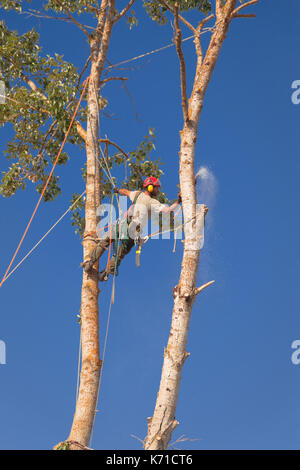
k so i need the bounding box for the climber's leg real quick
[99,239,135,282]
[81,236,110,273]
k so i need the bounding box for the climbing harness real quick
[99,190,143,280]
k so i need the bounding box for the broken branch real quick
[193,280,215,297]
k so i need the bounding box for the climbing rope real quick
[0,77,90,290]
[89,190,118,447]
[76,326,82,405]
[1,191,86,286]
[104,25,216,71]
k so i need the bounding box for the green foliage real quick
[108,129,168,203]
[71,192,86,237]
[45,0,99,16]
[0,4,171,238]
[143,0,212,25]
[126,10,139,29]
[0,20,85,200]
[0,0,23,12]
[56,441,70,450]
[0,0,98,15]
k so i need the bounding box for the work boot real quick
[98,256,117,282]
[80,259,94,273]
[99,270,109,282]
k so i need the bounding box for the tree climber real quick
[81,176,182,282]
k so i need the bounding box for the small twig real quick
[174,3,188,123]
[169,434,202,449]
[113,0,136,24]
[231,0,259,17]
[193,280,215,297]
[120,80,139,120]
[130,434,145,446]
[21,9,96,30]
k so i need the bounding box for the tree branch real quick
[100,76,128,85]
[194,14,215,65]
[233,13,256,18]
[231,0,259,17]
[99,138,129,158]
[86,2,100,14]
[174,3,188,122]
[157,0,196,34]
[216,0,223,18]
[199,13,215,28]
[66,10,91,39]
[113,0,136,24]
[193,280,215,297]
[2,53,48,100]
[99,138,144,181]
[76,122,87,141]
[76,56,91,92]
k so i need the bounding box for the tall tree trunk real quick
[144,0,244,450]
[66,0,115,449]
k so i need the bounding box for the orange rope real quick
[106,234,113,272]
[0,76,90,289]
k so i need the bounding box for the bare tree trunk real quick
[144,0,257,450]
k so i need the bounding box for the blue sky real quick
[1,0,300,450]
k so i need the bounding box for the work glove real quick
[177,192,182,204]
[113,187,120,194]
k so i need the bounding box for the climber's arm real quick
[159,192,182,214]
[114,188,131,198]
[160,200,180,214]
